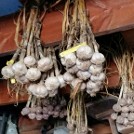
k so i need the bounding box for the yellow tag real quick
[6,59,14,66]
[59,42,87,57]
[10,78,16,84]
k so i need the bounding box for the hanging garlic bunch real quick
[21,95,67,120]
[60,0,106,98]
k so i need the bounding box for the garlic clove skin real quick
[118,98,127,106]
[77,70,91,81]
[111,113,118,120]
[76,59,91,71]
[86,80,99,90]
[80,83,86,91]
[24,56,36,67]
[116,116,124,124]
[76,45,93,60]
[121,106,129,113]
[67,65,79,74]
[60,57,66,66]
[63,72,74,84]
[64,53,76,68]
[45,77,60,91]
[26,68,41,81]
[1,66,14,79]
[89,64,103,75]
[37,57,53,72]
[91,52,105,65]
[12,61,27,76]
[57,75,66,88]
[113,104,122,113]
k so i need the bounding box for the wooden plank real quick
[0,81,28,105]
[1,0,134,54]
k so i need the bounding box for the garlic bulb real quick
[77,70,91,80]
[37,57,53,72]
[60,57,66,66]
[26,68,41,81]
[64,53,76,67]
[128,113,134,121]
[127,98,133,105]
[35,82,48,98]
[76,45,93,60]
[67,65,79,74]
[1,66,14,79]
[45,77,60,90]
[121,106,129,113]
[24,56,36,67]
[91,52,105,65]
[118,98,127,106]
[121,112,128,118]
[15,75,29,84]
[123,118,129,126]
[89,64,103,75]
[57,75,66,88]
[111,113,118,120]
[116,116,124,124]
[113,104,121,112]
[27,84,37,93]
[80,83,86,91]
[12,61,27,76]
[86,80,98,89]
[76,59,91,71]
[90,72,105,82]
[63,72,74,84]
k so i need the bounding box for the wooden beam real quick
[1,0,134,54]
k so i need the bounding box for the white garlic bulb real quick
[86,89,96,97]
[63,72,74,84]
[24,56,36,67]
[64,53,76,68]
[67,65,79,74]
[27,84,37,94]
[35,82,48,98]
[12,61,27,76]
[86,80,99,89]
[90,72,105,82]
[91,52,105,65]
[89,64,103,75]
[57,75,66,88]
[60,57,66,66]
[1,66,14,79]
[80,83,86,91]
[37,57,53,72]
[45,77,60,91]
[76,45,93,60]
[15,75,29,84]
[77,71,91,80]
[26,68,41,81]
[76,59,91,71]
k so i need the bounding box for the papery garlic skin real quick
[49,89,58,97]
[90,72,105,82]
[63,72,74,84]
[15,75,29,84]
[76,45,93,60]
[45,77,60,91]
[67,65,79,74]
[37,57,53,72]
[57,75,66,88]
[89,64,103,75]
[76,59,91,71]
[71,78,82,88]
[77,71,91,81]
[12,61,27,76]
[86,80,99,90]
[1,66,14,79]
[64,53,76,68]
[35,83,48,98]
[26,68,41,81]
[24,56,36,67]
[91,52,105,65]
[27,84,37,94]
